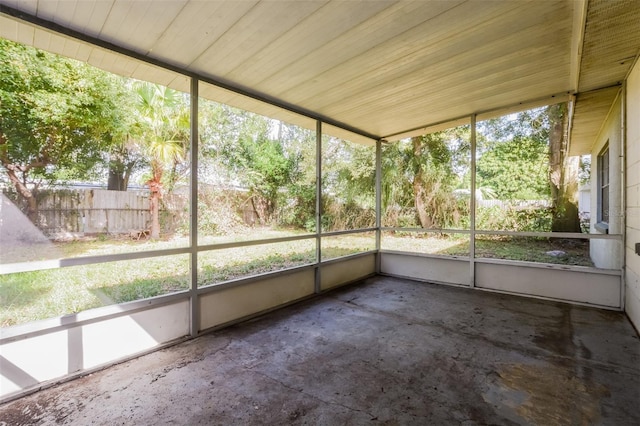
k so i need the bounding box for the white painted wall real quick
[475,261,621,308]
[578,185,591,215]
[590,93,623,269]
[379,252,621,308]
[380,252,469,286]
[198,255,376,332]
[0,300,190,400]
[320,254,376,291]
[199,269,315,330]
[625,59,640,332]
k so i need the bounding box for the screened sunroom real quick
[1,1,639,423]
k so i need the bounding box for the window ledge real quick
[594,222,609,234]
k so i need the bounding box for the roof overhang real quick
[0,1,638,147]
[569,86,621,156]
[568,0,640,155]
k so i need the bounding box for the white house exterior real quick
[624,59,640,331]
[589,93,622,269]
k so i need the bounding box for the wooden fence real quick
[4,187,260,238]
[34,189,153,236]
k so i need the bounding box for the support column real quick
[189,78,200,336]
[375,139,382,273]
[470,114,477,288]
[315,120,322,293]
[621,82,627,310]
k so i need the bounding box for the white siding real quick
[590,94,623,269]
[625,59,640,331]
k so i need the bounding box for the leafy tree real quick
[381,142,413,215]
[476,109,550,200]
[476,137,549,200]
[199,103,270,183]
[476,105,580,232]
[578,155,591,186]
[134,82,189,238]
[322,137,374,201]
[276,123,316,229]
[0,38,128,222]
[105,88,144,192]
[106,137,144,191]
[382,128,469,229]
[200,104,296,225]
[321,137,376,231]
[244,136,294,222]
[410,132,466,228]
[547,103,580,232]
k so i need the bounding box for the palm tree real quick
[134,82,189,239]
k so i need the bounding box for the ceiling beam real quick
[382,92,571,142]
[569,0,588,93]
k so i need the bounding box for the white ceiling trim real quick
[570,0,588,93]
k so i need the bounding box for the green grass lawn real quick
[0,230,374,327]
[382,234,594,266]
[0,255,192,327]
[1,230,594,328]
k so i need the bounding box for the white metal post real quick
[315,120,322,293]
[621,82,627,311]
[375,139,382,273]
[189,77,200,337]
[470,114,477,288]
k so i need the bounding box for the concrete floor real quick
[1,276,639,425]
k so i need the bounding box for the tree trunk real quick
[123,162,134,189]
[149,190,161,239]
[107,166,127,191]
[107,160,136,191]
[412,136,434,228]
[251,195,269,225]
[107,142,138,191]
[1,164,38,223]
[147,163,163,239]
[548,104,581,232]
[413,177,433,229]
[1,132,42,223]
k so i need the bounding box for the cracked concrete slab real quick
[1,276,639,425]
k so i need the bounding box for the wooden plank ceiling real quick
[0,0,638,149]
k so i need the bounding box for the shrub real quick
[322,198,375,231]
[475,205,552,232]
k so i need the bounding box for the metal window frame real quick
[381,226,622,240]
[189,78,200,336]
[597,143,611,227]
